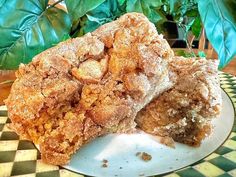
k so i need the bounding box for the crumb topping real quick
[5,12,173,165]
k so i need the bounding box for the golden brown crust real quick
[5,12,173,165]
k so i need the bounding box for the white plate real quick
[61,89,234,177]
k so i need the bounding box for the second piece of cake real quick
[136,57,222,146]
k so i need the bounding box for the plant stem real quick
[179,23,196,57]
[0,80,14,85]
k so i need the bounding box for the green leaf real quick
[169,0,188,16]
[65,0,105,24]
[118,0,126,6]
[186,9,198,17]
[126,0,143,13]
[167,0,198,23]
[169,0,180,14]
[198,0,236,69]
[185,19,195,33]
[0,0,71,70]
[191,16,202,38]
[175,49,195,57]
[80,0,126,34]
[197,51,206,57]
[0,0,6,7]
[126,0,163,23]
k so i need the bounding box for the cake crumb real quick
[101,159,108,168]
[136,152,152,162]
[141,152,152,161]
[136,152,141,156]
[102,163,108,168]
[160,136,175,148]
[103,159,108,163]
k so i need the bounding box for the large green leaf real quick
[78,0,126,34]
[198,0,236,69]
[0,0,71,70]
[0,0,6,7]
[126,0,163,23]
[65,0,105,24]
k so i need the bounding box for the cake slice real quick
[5,13,174,165]
[136,57,222,146]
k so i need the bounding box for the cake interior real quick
[136,57,222,146]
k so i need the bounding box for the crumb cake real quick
[136,57,222,146]
[5,13,174,165]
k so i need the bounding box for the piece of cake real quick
[136,57,222,146]
[5,13,174,165]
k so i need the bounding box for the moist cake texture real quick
[136,57,221,146]
[5,13,173,165]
